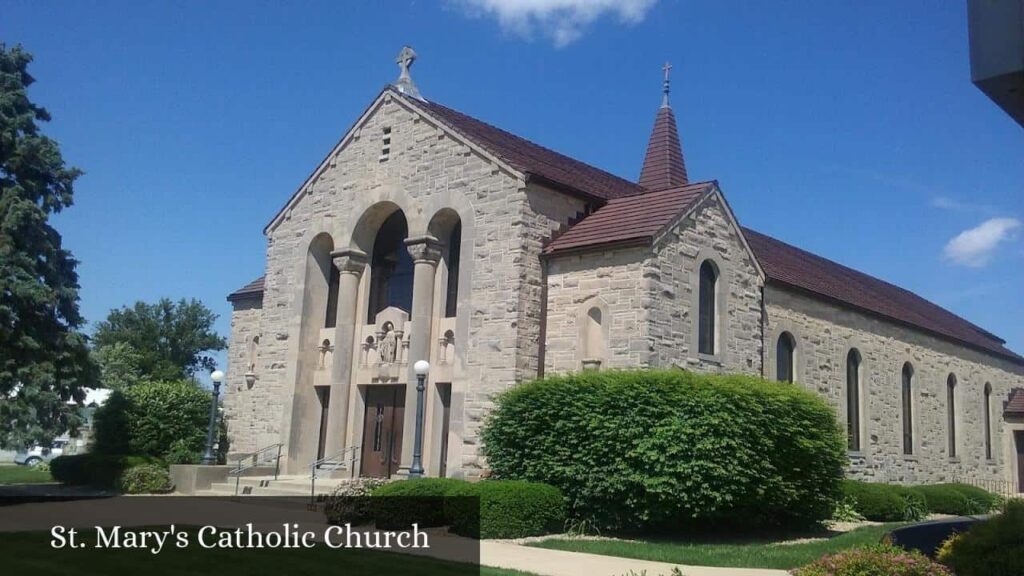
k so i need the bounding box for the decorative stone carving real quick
[330,248,369,276]
[379,322,398,364]
[404,235,443,265]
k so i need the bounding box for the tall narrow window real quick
[776,332,796,383]
[698,260,718,355]
[847,349,862,452]
[947,373,958,458]
[368,211,414,323]
[984,382,993,460]
[444,221,461,318]
[902,363,914,455]
[324,264,340,329]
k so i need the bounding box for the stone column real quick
[400,235,443,471]
[321,248,368,460]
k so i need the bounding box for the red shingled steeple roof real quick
[638,104,688,191]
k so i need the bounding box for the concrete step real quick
[208,475,353,497]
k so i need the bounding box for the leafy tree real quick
[0,44,95,448]
[93,298,226,381]
[93,342,144,390]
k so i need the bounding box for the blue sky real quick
[4,0,1023,374]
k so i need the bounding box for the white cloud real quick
[454,0,659,47]
[930,195,994,215]
[943,217,1021,267]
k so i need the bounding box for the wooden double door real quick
[361,385,405,478]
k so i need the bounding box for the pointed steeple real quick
[638,62,688,191]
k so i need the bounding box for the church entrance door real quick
[360,385,405,478]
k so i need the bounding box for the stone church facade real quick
[225,50,1024,490]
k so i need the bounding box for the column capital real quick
[404,235,443,264]
[330,248,369,276]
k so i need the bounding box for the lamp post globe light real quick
[201,369,226,465]
[410,360,430,478]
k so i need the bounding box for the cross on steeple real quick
[661,61,673,108]
[393,45,422,99]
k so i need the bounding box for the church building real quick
[225,48,1024,490]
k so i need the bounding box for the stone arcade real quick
[224,48,1024,490]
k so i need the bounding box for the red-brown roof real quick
[417,98,644,201]
[543,182,714,254]
[639,105,688,191]
[743,227,1023,364]
[227,276,265,303]
[1006,388,1024,416]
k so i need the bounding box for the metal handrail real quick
[310,446,360,505]
[229,443,283,497]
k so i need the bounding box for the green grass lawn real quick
[529,523,903,570]
[0,463,54,485]
[1,529,533,576]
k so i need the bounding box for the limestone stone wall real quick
[545,246,651,373]
[645,193,763,375]
[223,297,264,455]
[224,89,588,477]
[765,284,1024,485]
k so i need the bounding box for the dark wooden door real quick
[361,385,405,478]
[1016,431,1024,493]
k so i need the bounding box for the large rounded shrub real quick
[937,499,1024,576]
[117,464,173,494]
[446,480,565,539]
[370,478,467,529]
[913,484,984,516]
[842,480,926,522]
[51,454,160,488]
[794,544,951,576]
[93,380,210,459]
[482,370,846,532]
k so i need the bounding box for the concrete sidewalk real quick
[480,540,790,576]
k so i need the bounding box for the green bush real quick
[51,454,161,488]
[937,499,1024,576]
[794,544,951,576]
[482,370,847,532]
[913,484,985,516]
[93,380,211,459]
[164,439,201,465]
[446,480,564,539]
[370,478,467,529]
[117,464,173,494]
[944,484,1003,513]
[324,478,390,526]
[842,480,926,522]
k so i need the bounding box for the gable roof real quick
[743,227,1024,364]
[639,105,688,191]
[416,98,644,201]
[227,276,265,303]
[1006,388,1024,416]
[543,181,714,254]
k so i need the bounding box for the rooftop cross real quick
[394,45,422,99]
[661,61,673,108]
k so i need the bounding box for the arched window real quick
[984,382,993,460]
[846,349,862,451]
[444,220,462,318]
[698,260,718,355]
[776,332,796,383]
[367,211,414,323]
[901,363,914,455]
[581,306,605,369]
[947,373,957,458]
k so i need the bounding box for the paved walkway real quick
[480,540,789,576]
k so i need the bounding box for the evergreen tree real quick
[0,44,95,447]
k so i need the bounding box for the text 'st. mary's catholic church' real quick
[225,48,1024,489]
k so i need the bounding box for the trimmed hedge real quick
[913,484,984,516]
[842,480,927,522]
[117,464,173,494]
[794,544,951,576]
[369,478,467,529]
[937,499,1024,576]
[51,454,161,488]
[482,370,847,532]
[942,484,1003,513]
[446,480,565,539]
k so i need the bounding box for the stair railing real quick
[309,446,360,505]
[228,443,283,497]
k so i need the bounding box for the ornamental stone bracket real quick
[330,248,369,276]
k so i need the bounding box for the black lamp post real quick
[409,360,429,478]
[201,369,225,465]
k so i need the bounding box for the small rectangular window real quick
[380,127,392,162]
